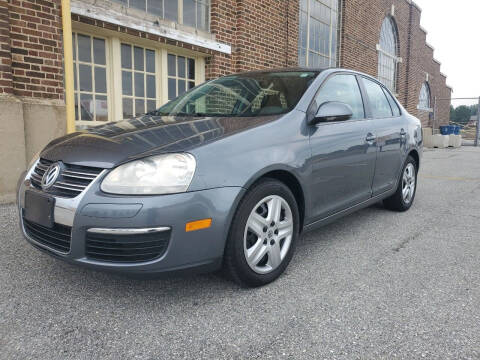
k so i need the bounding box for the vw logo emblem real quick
[41,162,61,190]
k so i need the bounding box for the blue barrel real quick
[454,126,461,135]
[439,126,450,135]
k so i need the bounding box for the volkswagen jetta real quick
[17,68,422,287]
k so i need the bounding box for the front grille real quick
[86,230,170,263]
[30,158,103,198]
[23,217,72,253]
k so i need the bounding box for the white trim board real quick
[71,1,231,55]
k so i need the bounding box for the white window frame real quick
[112,0,210,31]
[73,32,112,127]
[417,81,432,112]
[299,0,339,68]
[72,25,206,129]
[376,17,402,93]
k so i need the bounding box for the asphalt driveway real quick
[1,147,479,359]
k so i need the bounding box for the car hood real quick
[41,114,282,168]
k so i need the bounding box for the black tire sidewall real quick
[226,179,300,287]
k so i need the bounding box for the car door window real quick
[383,88,401,117]
[314,74,365,120]
[363,78,393,118]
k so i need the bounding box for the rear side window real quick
[362,78,393,118]
[383,88,401,117]
[314,74,365,120]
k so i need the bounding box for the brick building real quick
[0,0,451,202]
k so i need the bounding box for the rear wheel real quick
[383,155,417,212]
[224,179,299,287]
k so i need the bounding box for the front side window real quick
[298,0,339,68]
[73,33,109,126]
[377,17,400,92]
[112,0,209,31]
[156,71,319,117]
[363,78,393,118]
[121,44,157,118]
[418,82,431,110]
[314,74,365,120]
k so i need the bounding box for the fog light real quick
[185,219,212,232]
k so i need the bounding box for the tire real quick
[383,155,418,212]
[224,178,300,287]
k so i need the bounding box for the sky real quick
[415,0,480,106]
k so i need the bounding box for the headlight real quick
[101,153,196,195]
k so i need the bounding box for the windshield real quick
[153,71,319,117]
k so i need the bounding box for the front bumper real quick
[17,165,245,275]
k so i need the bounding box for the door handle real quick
[400,129,407,137]
[366,133,376,142]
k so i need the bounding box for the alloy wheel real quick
[402,163,416,204]
[243,195,294,274]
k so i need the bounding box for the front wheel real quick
[383,155,417,212]
[224,179,300,287]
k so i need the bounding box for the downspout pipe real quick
[61,0,75,134]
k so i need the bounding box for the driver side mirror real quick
[309,101,353,125]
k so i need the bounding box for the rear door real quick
[308,73,377,220]
[360,77,405,195]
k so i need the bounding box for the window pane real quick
[74,93,79,120]
[146,75,156,98]
[165,0,178,21]
[188,81,195,90]
[183,0,196,27]
[131,0,146,11]
[134,72,145,97]
[121,44,132,69]
[178,56,186,78]
[95,95,108,121]
[77,34,91,62]
[363,78,393,118]
[168,54,176,76]
[72,33,76,61]
[148,0,163,16]
[122,71,132,96]
[123,98,133,119]
[147,100,156,112]
[168,78,176,100]
[94,67,107,93]
[197,2,209,30]
[178,79,186,96]
[314,74,365,120]
[93,38,106,65]
[80,93,94,121]
[79,64,92,92]
[187,58,195,80]
[73,64,77,91]
[146,49,155,73]
[134,46,144,71]
[135,99,145,116]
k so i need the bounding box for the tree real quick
[450,105,456,122]
[453,105,472,125]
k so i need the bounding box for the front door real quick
[308,74,377,221]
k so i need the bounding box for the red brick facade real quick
[6,0,64,100]
[206,0,300,79]
[340,0,451,127]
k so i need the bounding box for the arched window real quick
[377,17,400,92]
[418,82,431,110]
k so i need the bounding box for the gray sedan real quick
[17,68,422,287]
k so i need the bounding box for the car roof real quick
[232,67,379,82]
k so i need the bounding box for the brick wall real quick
[340,0,451,127]
[0,0,12,94]
[8,0,64,100]
[206,0,299,79]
